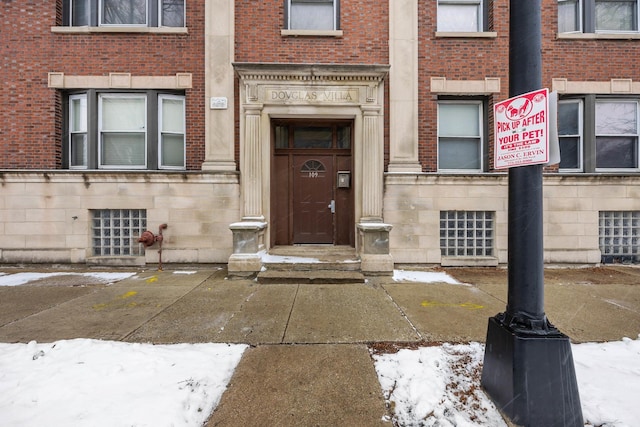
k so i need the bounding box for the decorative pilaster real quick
[202,0,236,171]
[361,106,384,221]
[242,104,264,220]
[388,0,422,173]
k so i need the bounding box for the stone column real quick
[388,0,422,173]
[228,103,266,275]
[359,106,393,274]
[202,0,236,171]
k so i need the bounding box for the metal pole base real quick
[481,316,583,427]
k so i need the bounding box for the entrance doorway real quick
[271,120,354,246]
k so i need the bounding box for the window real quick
[599,211,640,263]
[64,0,185,27]
[66,91,186,170]
[437,101,484,172]
[438,0,484,32]
[286,0,338,30]
[558,0,639,33]
[558,99,583,171]
[440,211,495,257]
[273,121,352,149]
[596,100,639,170]
[557,96,639,173]
[92,209,147,256]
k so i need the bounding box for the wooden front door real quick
[293,156,334,243]
[271,120,354,246]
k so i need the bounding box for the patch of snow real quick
[261,254,322,263]
[0,272,136,287]
[392,269,465,285]
[173,271,198,275]
[0,339,247,427]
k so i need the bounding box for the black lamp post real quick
[480,1,584,425]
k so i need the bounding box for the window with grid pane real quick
[440,211,494,257]
[599,211,640,262]
[92,209,147,256]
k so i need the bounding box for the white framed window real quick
[158,94,186,169]
[437,0,483,32]
[66,91,185,170]
[287,0,337,30]
[437,101,484,172]
[558,0,583,32]
[99,94,147,169]
[65,0,185,27]
[558,99,584,171]
[69,94,88,169]
[558,0,639,33]
[595,0,638,32]
[595,100,639,171]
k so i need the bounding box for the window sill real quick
[557,32,640,40]
[435,31,498,38]
[281,29,343,38]
[51,26,188,34]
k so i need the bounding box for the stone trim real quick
[552,78,640,94]
[557,32,640,40]
[281,29,343,37]
[430,77,501,94]
[435,32,498,38]
[47,73,193,89]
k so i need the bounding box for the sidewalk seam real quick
[280,284,300,343]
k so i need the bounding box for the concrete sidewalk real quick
[1,265,639,425]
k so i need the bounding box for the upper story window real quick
[558,96,639,172]
[286,0,338,30]
[437,0,484,32]
[66,91,186,170]
[437,100,485,172]
[64,0,185,27]
[559,0,639,33]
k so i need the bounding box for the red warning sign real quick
[494,88,549,169]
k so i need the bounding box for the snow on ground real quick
[0,339,247,427]
[393,269,466,285]
[373,336,640,427]
[1,270,639,426]
[0,272,137,287]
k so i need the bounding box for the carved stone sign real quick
[264,87,360,104]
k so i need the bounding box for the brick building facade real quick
[1,0,639,270]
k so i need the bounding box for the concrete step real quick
[257,269,366,284]
[262,261,361,272]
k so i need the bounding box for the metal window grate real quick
[599,211,640,263]
[91,209,147,256]
[440,211,494,257]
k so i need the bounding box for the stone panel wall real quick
[0,172,240,264]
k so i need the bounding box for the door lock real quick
[328,200,335,214]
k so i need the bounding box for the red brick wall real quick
[235,0,389,64]
[0,1,205,170]
[417,0,510,172]
[541,1,640,82]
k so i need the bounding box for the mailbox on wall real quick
[337,171,351,188]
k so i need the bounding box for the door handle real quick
[328,200,335,214]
